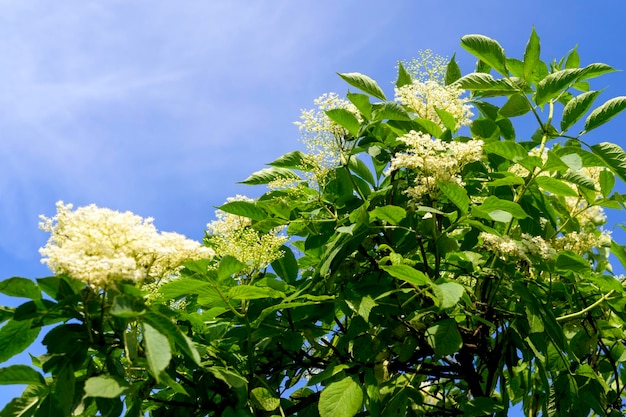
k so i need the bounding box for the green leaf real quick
[142,322,171,381]
[579,62,616,79]
[208,366,247,389]
[560,90,601,131]
[271,245,298,283]
[584,96,626,132]
[268,150,307,169]
[565,45,580,69]
[240,167,300,185]
[228,285,284,300]
[0,278,40,300]
[534,176,579,197]
[325,108,360,137]
[426,319,463,357]
[0,395,40,417]
[599,169,615,197]
[369,205,406,225]
[250,387,280,412]
[157,278,211,300]
[337,72,386,101]
[0,365,45,386]
[556,251,590,273]
[110,295,145,318]
[318,375,363,417]
[218,200,265,221]
[395,61,412,88]
[0,320,40,363]
[346,92,372,120]
[590,142,626,183]
[460,34,508,76]
[218,255,247,280]
[464,397,505,416]
[348,156,376,186]
[434,107,458,131]
[371,102,411,121]
[142,311,201,366]
[474,196,528,222]
[484,140,528,161]
[438,182,469,214]
[523,27,541,81]
[84,376,127,398]
[435,282,465,309]
[456,73,517,92]
[445,54,462,85]
[381,265,431,287]
[535,68,584,106]
[499,94,531,117]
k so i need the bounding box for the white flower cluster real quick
[39,202,214,289]
[294,93,360,187]
[552,230,612,255]
[206,196,287,275]
[480,232,556,262]
[388,131,483,201]
[395,80,473,130]
[400,50,449,83]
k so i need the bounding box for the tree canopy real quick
[2,29,626,417]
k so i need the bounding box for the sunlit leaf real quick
[426,319,463,357]
[445,53,462,85]
[337,72,386,101]
[0,278,40,300]
[0,320,40,363]
[561,90,601,131]
[318,375,363,417]
[523,27,540,81]
[590,142,626,183]
[585,96,626,132]
[325,108,360,137]
[461,34,508,75]
[369,205,406,225]
[0,365,45,386]
[84,376,127,398]
[438,182,469,214]
[142,323,171,381]
[381,265,431,287]
[395,61,412,88]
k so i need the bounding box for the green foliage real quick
[2,29,626,417]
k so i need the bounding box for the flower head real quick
[39,201,213,289]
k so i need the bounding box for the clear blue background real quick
[1,1,626,413]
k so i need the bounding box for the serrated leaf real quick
[0,278,40,300]
[590,142,626,183]
[142,312,201,366]
[0,365,45,386]
[434,107,458,131]
[534,176,579,197]
[0,320,40,363]
[0,395,39,417]
[438,182,469,214]
[435,282,465,309]
[369,205,406,225]
[346,92,372,120]
[381,265,431,287]
[584,96,626,132]
[240,167,300,185]
[535,68,584,105]
[445,54,462,85]
[560,91,601,131]
[218,255,246,280]
[461,34,508,76]
[142,323,171,382]
[337,72,386,101]
[271,245,298,283]
[395,61,412,88]
[218,200,265,221]
[456,73,517,92]
[565,46,580,69]
[523,27,540,81]
[318,376,363,417]
[599,169,615,197]
[348,156,376,186]
[325,108,360,137]
[251,387,280,411]
[484,140,528,161]
[499,94,531,117]
[267,151,307,169]
[228,285,284,300]
[580,62,616,79]
[426,319,463,357]
[84,376,126,398]
[371,102,411,121]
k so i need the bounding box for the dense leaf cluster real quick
[2,29,626,417]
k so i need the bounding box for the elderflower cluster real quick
[294,93,360,187]
[480,232,555,262]
[552,230,612,255]
[399,50,449,83]
[39,201,213,290]
[395,80,473,130]
[206,196,287,274]
[388,131,483,201]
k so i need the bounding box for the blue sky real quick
[1,0,626,411]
